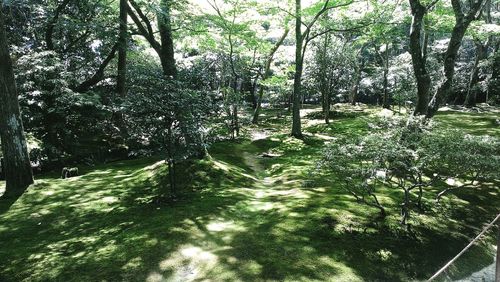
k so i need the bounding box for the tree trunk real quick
[292,0,303,138]
[45,0,71,50]
[401,188,410,225]
[350,69,362,106]
[0,5,34,198]
[426,0,485,118]
[117,0,128,98]
[321,32,330,124]
[158,0,177,77]
[168,160,176,198]
[382,43,391,109]
[489,44,500,101]
[408,0,431,115]
[325,90,330,124]
[250,77,258,110]
[252,28,289,124]
[465,41,486,107]
[427,23,469,117]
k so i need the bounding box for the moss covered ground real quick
[0,106,498,281]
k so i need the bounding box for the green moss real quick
[0,107,498,281]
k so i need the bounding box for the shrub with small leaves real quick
[320,115,500,226]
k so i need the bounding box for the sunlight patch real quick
[144,160,165,171]
[146,271,164,282]
[446,178,464,186]
[41,190,55,196]
[101,196,118,204]
[159,245,220,281]
[206,221,233,232]
[248,200,274,211]
[205,219,246,235]
[212,160,230,172]
[122,257,143,271]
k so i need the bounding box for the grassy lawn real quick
[0,106,498,281]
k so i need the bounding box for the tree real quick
[127,0,177,77]
[0,4,34,198]
[204,0,262,138]
[408,0,486,117]
[408,0,435,115]
[291,0,363,137]
[117,0,128,98]
[426,0,485,117]
[125,57,214,198]
[252,28,289,124]
[464,0,493,107]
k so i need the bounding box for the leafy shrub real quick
[16,51,119,167]
[125,56,217,198]
[319,116,500,226]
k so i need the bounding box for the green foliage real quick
[125,56,216,161]
[16,51,117,165]
[320,115,500,224]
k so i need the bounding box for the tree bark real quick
[45,0,71,50]
[382,43,391,109]
[252,28,289,124]
[0,5,34,198]
[464,41,486,107]
[408,0,431,115]
[350,65,362,105]
[426,0,485,117]
[117,0,128,98]
[323,35,332,124]
[73,43,119,93]
[158,0,177,77]
[292,0,303,138]
[127,0,176,77]
[465,0,491,107]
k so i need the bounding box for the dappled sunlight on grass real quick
[435,111,500,137]
[0,106,499,281]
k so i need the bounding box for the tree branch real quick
[73,42,119,93]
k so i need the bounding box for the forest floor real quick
[0,105,499,282]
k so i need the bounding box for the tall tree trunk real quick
[426,0,485,118]
[350,66,362,106]
[350,45,366,106]
[252,28,289,124]
[250,76,258,110]
[158,0,177,77]
[489,43,500,101]
[114,0,129,138]
[465,0,491,107]
[74,43,119,93]
[382,43,391,109]
[117,0,128,98]
[0,5,34,198]
[408,0,431,115]
[325,89,331,124]
[465,41,486,107]
[427,24,469,117]
[45,0,71,50]
[292,0,303,138]
[321,33,331,124]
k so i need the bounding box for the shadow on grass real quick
[0,108,498,281]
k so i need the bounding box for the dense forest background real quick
[0,0,498,172]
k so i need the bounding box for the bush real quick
[319,116,500,226]
[16,51,120,167]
